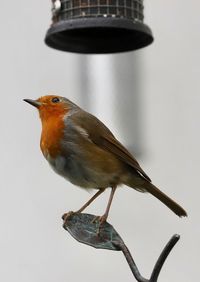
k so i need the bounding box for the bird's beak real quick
[23,99,42,108]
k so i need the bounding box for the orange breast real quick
[40,115,65,159]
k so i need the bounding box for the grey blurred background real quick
[0,0,199,281]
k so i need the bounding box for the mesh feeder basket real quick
[45,0,153,54]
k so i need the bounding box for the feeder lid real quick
[45,17,153,54]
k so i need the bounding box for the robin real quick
[24,95,187,224]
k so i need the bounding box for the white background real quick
[0,1,199,281]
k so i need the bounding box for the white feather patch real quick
[74,125,92,142]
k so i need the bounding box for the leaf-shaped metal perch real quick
[62,213,180,282]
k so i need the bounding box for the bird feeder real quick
[45,0,153,54]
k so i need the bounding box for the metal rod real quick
[150,234,180,281]
[113,241,148,282]
[113,234,180,282]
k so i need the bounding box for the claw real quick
[62,211,75,225]
[91,214,108,224]
[99,214,107,225]
[91,214,108,234]
[91,215,100,224]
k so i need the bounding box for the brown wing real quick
[99,135,151,182]
[72,110,151,182]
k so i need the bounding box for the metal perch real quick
[62,213,180,282]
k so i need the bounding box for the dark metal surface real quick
[45,0,153,53]
[63,213,123,250]
[62,213,180,281]
[45,17,153,53]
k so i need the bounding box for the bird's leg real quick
[76,188,106,213]
[62,188,105,222]
[93,185,117,225]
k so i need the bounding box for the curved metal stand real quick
[62,213,180,281]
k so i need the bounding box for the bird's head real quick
[24,95,77,121]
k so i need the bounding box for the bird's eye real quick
[52,97,60,103]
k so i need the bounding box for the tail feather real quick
[142,182,187,217]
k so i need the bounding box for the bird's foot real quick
[62,211,76,225]
[91,214,107,225]
[91,214,107,235]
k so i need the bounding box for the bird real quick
[24,95,187,224]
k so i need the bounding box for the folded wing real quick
[72,111,151,182]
